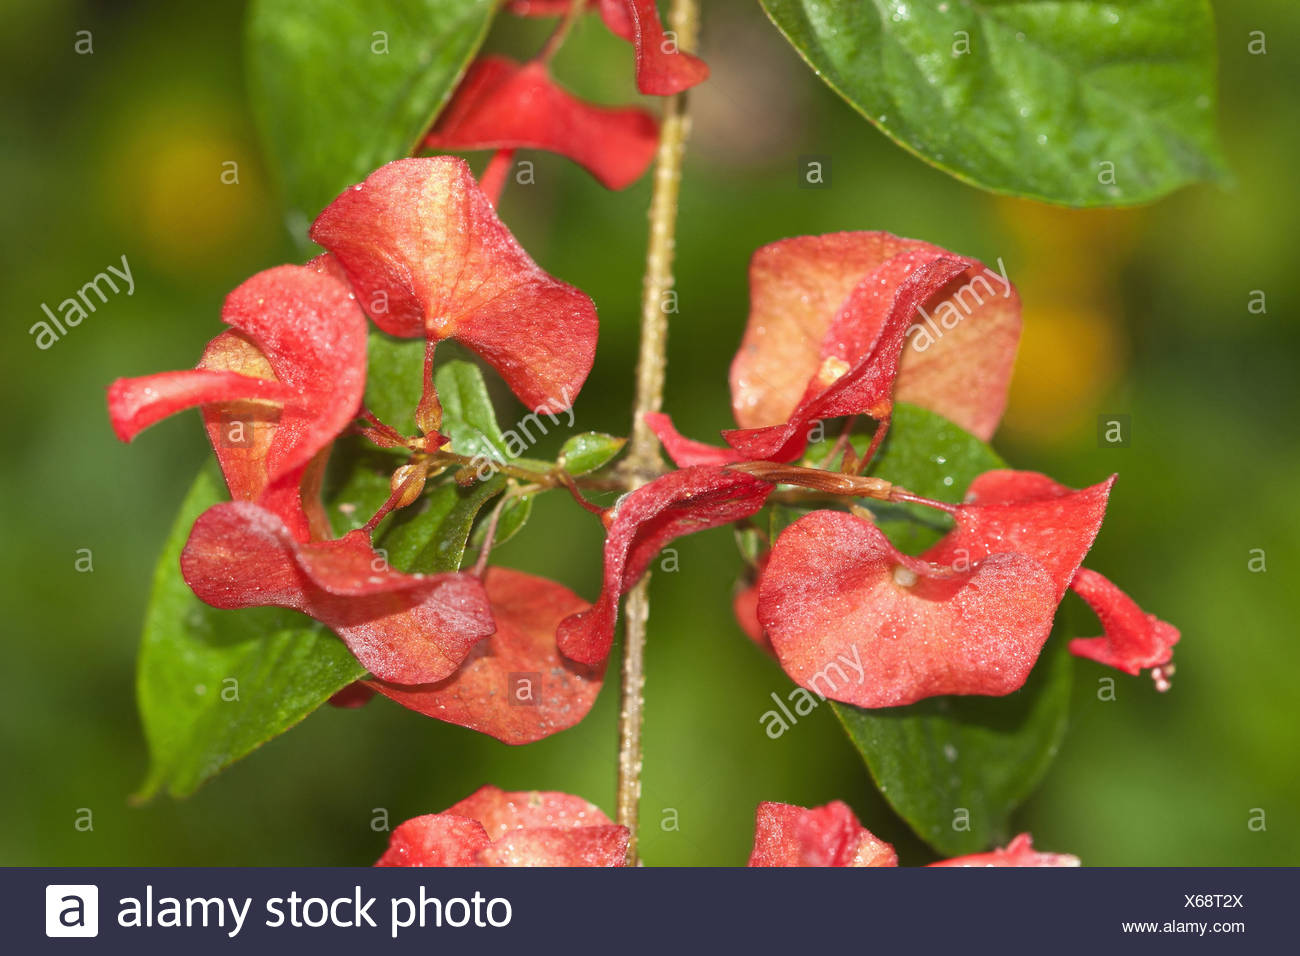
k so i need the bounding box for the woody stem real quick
[617,0,700,866]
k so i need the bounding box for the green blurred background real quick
[3,0,1296,866]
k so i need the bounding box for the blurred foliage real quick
[1,0,1297,866]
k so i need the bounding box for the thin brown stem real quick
[558,471,606,515]
[538,0,587,63]
[472,492,510,577]
[817,416,858,471]
[616,0,700,867]
[729,460,959,514]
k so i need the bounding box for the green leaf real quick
[828,402,1074,854]
[832,637,1072,857]
[364,332,424,436]
[469,492,533,552]
[761,0,1227,206]
[435,359,510,460]
[135,465,366,801]
[381,476,506,573]
[559,432,627,475]
[735,525,766,566]
[247,0,497,235]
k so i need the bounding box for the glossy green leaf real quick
[469,492,533,553]
[381,476,506,573]
[761,0,1227,206]
[364,332,423,436]
[828,403,1074,855]
[435,359,510,460]
[247,0,496,235]
[135,465,366,800]
[559,431,627,475]
[832,636,1072,857]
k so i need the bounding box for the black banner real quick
[10,867,1296,953]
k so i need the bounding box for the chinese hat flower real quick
[424,55,657,190]
[648,233,1021,466]
[108,261,498,687]
[748,800,1078,867]
[377,785,629,867]
[108,263,368,542]
[756,469,1179,707]
[507,0,709,96]
[310,157,598,419]
[363,567,605,744]
[557,465,774,665]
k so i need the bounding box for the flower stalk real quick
[617,0,701,865]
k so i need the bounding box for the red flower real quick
[733,554,769,651]
[756,470,1111,708]
[556,466,773,665]
[748,800,1078,867]
[929,833,1080,868]
[107,263,368,541]
[754,469,1179,706]
[748,800,898,867]
[424,56,657,190]
[180,503,494,685]
[363,567,605,744]
[108,260,498,688]
[951,470,1179,689]
[310,157,597,416]
[507,0,709,96]
[730,233,1019,442]
[376,785,628,867]
[1069,567,1180,689]
[648,234,1018,466]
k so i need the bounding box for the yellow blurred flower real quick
[102,101,276,276]
[993,198,1145,443]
